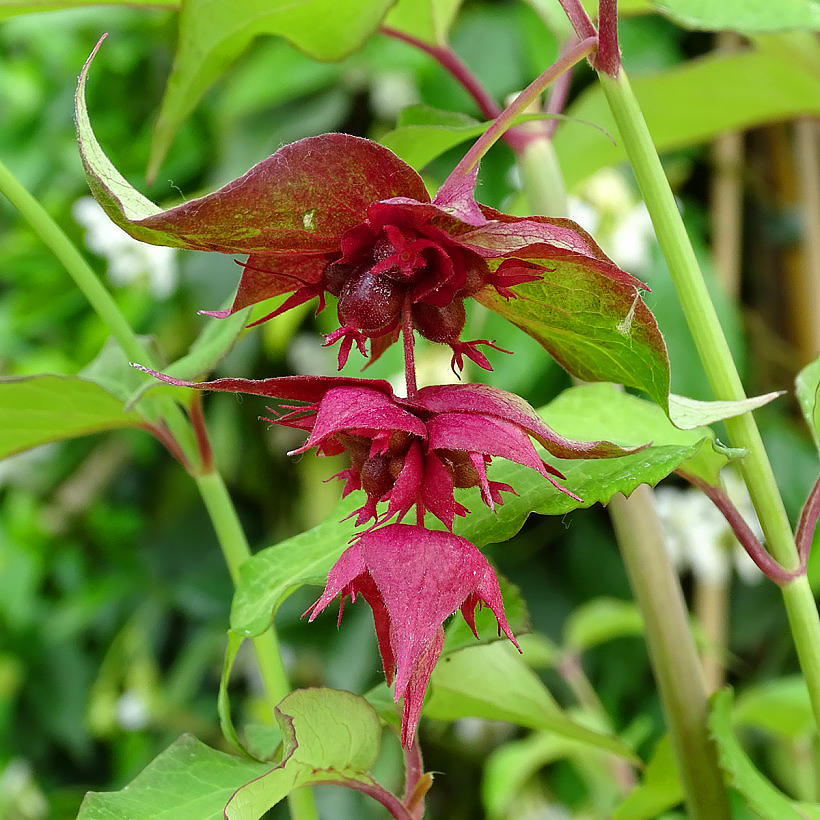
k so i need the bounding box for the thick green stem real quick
[610,488,731,818]
[194,472,318,820]
[599,69,820,734]
[517,132,730,818]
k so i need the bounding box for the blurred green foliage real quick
[2,2,820,819]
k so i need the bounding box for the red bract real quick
[305,523,520,747]
[79,41,647,374]
[136,370,643,529]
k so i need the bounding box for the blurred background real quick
[2,2,820,817]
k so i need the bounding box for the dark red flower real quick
[136,370,643,529]
[305,523,520,747]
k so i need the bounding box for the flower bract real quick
[305,523,520,747]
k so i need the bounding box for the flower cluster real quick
[80,66,648,741]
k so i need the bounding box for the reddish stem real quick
[557,0,596,40]
[796,474,820,564]
[402,736,424,805]
[189,392,214,474]
[402,300,418,398]
[140,421,192,472]
[679,470,805,586]
[380,26,503,123]
[441,36,598,185]
[543,41,577,139]
[594,0,621,77]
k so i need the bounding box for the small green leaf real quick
[0,374,145,460]
[76,734,270,820]
[612,735,683,820]
[652,0,820,33]
[668,391,783,430]
[230,495,359,636]
[563,597,644,652]
[796,355,820,454]
[708,688,820,820]
[476,264,670,410]
[380,106,487,169]
[426,641,639,762]
[149,0,395,177]
[224,688,385,820]
[217,632,261,760]
[383,0,463,45]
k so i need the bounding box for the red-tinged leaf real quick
[77,40,427,253]
[475,254,670,410]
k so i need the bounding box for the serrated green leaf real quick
[555,35,820,188]
[426,641,639,762]
[76,734,270,820]
[224,688,384,819]
[612,735,683,820]
[383,0,462,45]
[563,597,644,652]
[796,355,820,455]
[651,0,820,33]
[708,688,820,820]
[0,374,145,460]
[148,0,395,178]
[476,264,670,410]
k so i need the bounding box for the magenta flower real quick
[136,370,642,530]
[305,523,520,747]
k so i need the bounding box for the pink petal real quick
[400,627,445,748]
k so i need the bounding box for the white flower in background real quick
[73,197,178,298]
[568,168,655,273]
[653,471,763,585]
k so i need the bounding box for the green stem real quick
[194,471,318,820]
[516,131,730,818]
[1,157,317,819]
[599,68,820,733]
[610,488,732,818]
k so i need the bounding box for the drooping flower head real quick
[137,371,643,531]
[305,523,520,747]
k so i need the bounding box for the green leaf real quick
[383,0,462,45]
[0,374,145,460]
[77,734,270,820]
[708,688,820,820]
[796,355,820,454]
[733,676,815,741]
[217,632,260,760]
[563,597,645,652]
[0,0,177,20]
[230,495,360,636]
[668,391,783,430]
[224,688,385,819]
[379,105,486,170]
[148,0,395,178]
[426,641,639,762]
[612,735,683,820]
[476,263,670,410]
[483,730,612,819]
[555,35,820,188]
[651,0,820,33]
